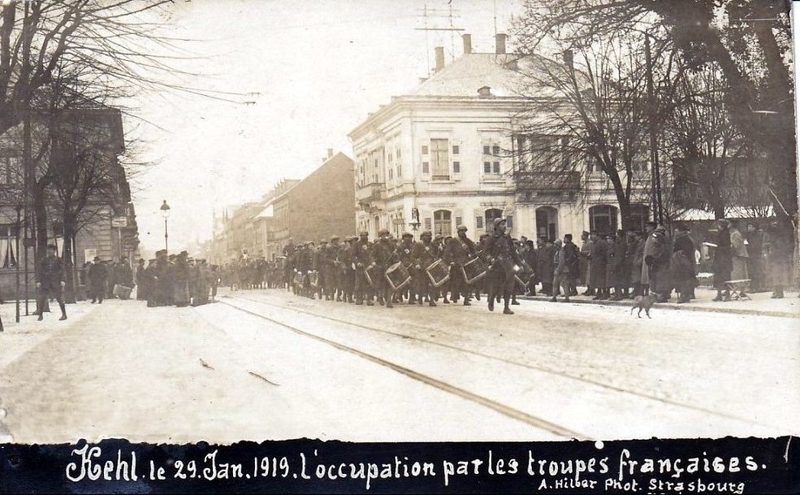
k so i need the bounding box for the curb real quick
[517,295,800,319]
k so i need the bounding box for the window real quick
[629,204,649,232]
[433,210,452,237]
[484,162,491,173]
[493,162,500,174]
[476,216,484,229]
[452,145,459,155]
[485,208,503,228]
[0,155,21,185]
[493,145,500,156]
[421,145,428,155]
[453,161,460,173]
[506,216,513,229]
[422,162,429,174]
[396,165,401,179]
[430,138,449,180]
[0,224,19,268]
[424,218,432,231]
[483,145,491,155]
[388,169,393,180]
[396,149,401,159]
[589,205,618,233]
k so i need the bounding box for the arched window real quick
[484,208,503,230]
[589,205,618,234]
[433,210,452,237]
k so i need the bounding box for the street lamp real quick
[160,200,170,253]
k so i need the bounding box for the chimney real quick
[462,33,472,55]
[495,33,507,55]
[434,46,445,72]
[327,148,333,159]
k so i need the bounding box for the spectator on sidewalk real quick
[730,221,749,298]
[712,219,733,302]
[765,222,791,299]
[579,231,593,295]
[590,231,609,300]
[671,224,697,304]
[88,256,108,304]
[745,223,765,291]
[36,244,67,321]
[551,234,580,303]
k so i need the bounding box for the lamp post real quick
[160,200,170,254]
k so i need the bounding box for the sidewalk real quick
[519,286,800,318]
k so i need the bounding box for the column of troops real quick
[272,217,792,311]
[278,218,530,314]
[135,250,221,308]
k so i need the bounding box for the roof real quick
[411,53,530,98]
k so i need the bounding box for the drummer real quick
[368,229,396,308]
[395,232,417,304]
[411,230,439,307]
[445,224,478,306]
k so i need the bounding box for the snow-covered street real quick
[0,289,797,445]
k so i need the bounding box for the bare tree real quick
[512,34,668,229]
[513,0,796,233]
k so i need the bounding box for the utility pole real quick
[415,2,464,75]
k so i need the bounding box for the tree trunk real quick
[33,180,48,281]
[62,217,76,303]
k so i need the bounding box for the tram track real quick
[219,292,784,438]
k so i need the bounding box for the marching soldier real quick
[339,236,356,303]
[369,229,396,308]
[325,236,341,301]
[444,225,477,306]
[352,231,374,305]
[36,244,67,321]
[411,230,438,306]
[484,218,522,315]
[395,232,417,304]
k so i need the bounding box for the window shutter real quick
[506,215,514,229]
[424,217,432,231]
[476,216,484,230]
[454,209,463,229]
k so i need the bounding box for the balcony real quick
[355,182,385,203]
[513,171,581,192]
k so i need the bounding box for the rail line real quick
[218,296,587,440]
[220,292,780,435]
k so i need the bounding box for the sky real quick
[127,0,525,255]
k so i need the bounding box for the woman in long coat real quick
[712,219,733,301]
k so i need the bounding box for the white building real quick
[349,34,651,241]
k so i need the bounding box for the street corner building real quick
[348,33,653,241]
[0,107,140,298]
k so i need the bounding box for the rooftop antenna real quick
[493,0,498,37]
[416,1,464,75]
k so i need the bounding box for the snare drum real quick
[385,261,411,291]
[425,259,451,288]
[461,256,488,285]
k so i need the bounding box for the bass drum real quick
[425,259,451,288]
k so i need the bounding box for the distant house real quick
[211,151,355,262]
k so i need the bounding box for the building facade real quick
[349,34,652,241]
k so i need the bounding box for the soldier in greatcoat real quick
[36,244,67,321]
[484,218,522,314]
[610,230,630,300]
[395,232,417,304]
[589,231,609,300]
[551,234,580,303]
[643,224,671,302]
[325,236,341,301]
[369,229,396,308]
[444,225,478,306]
